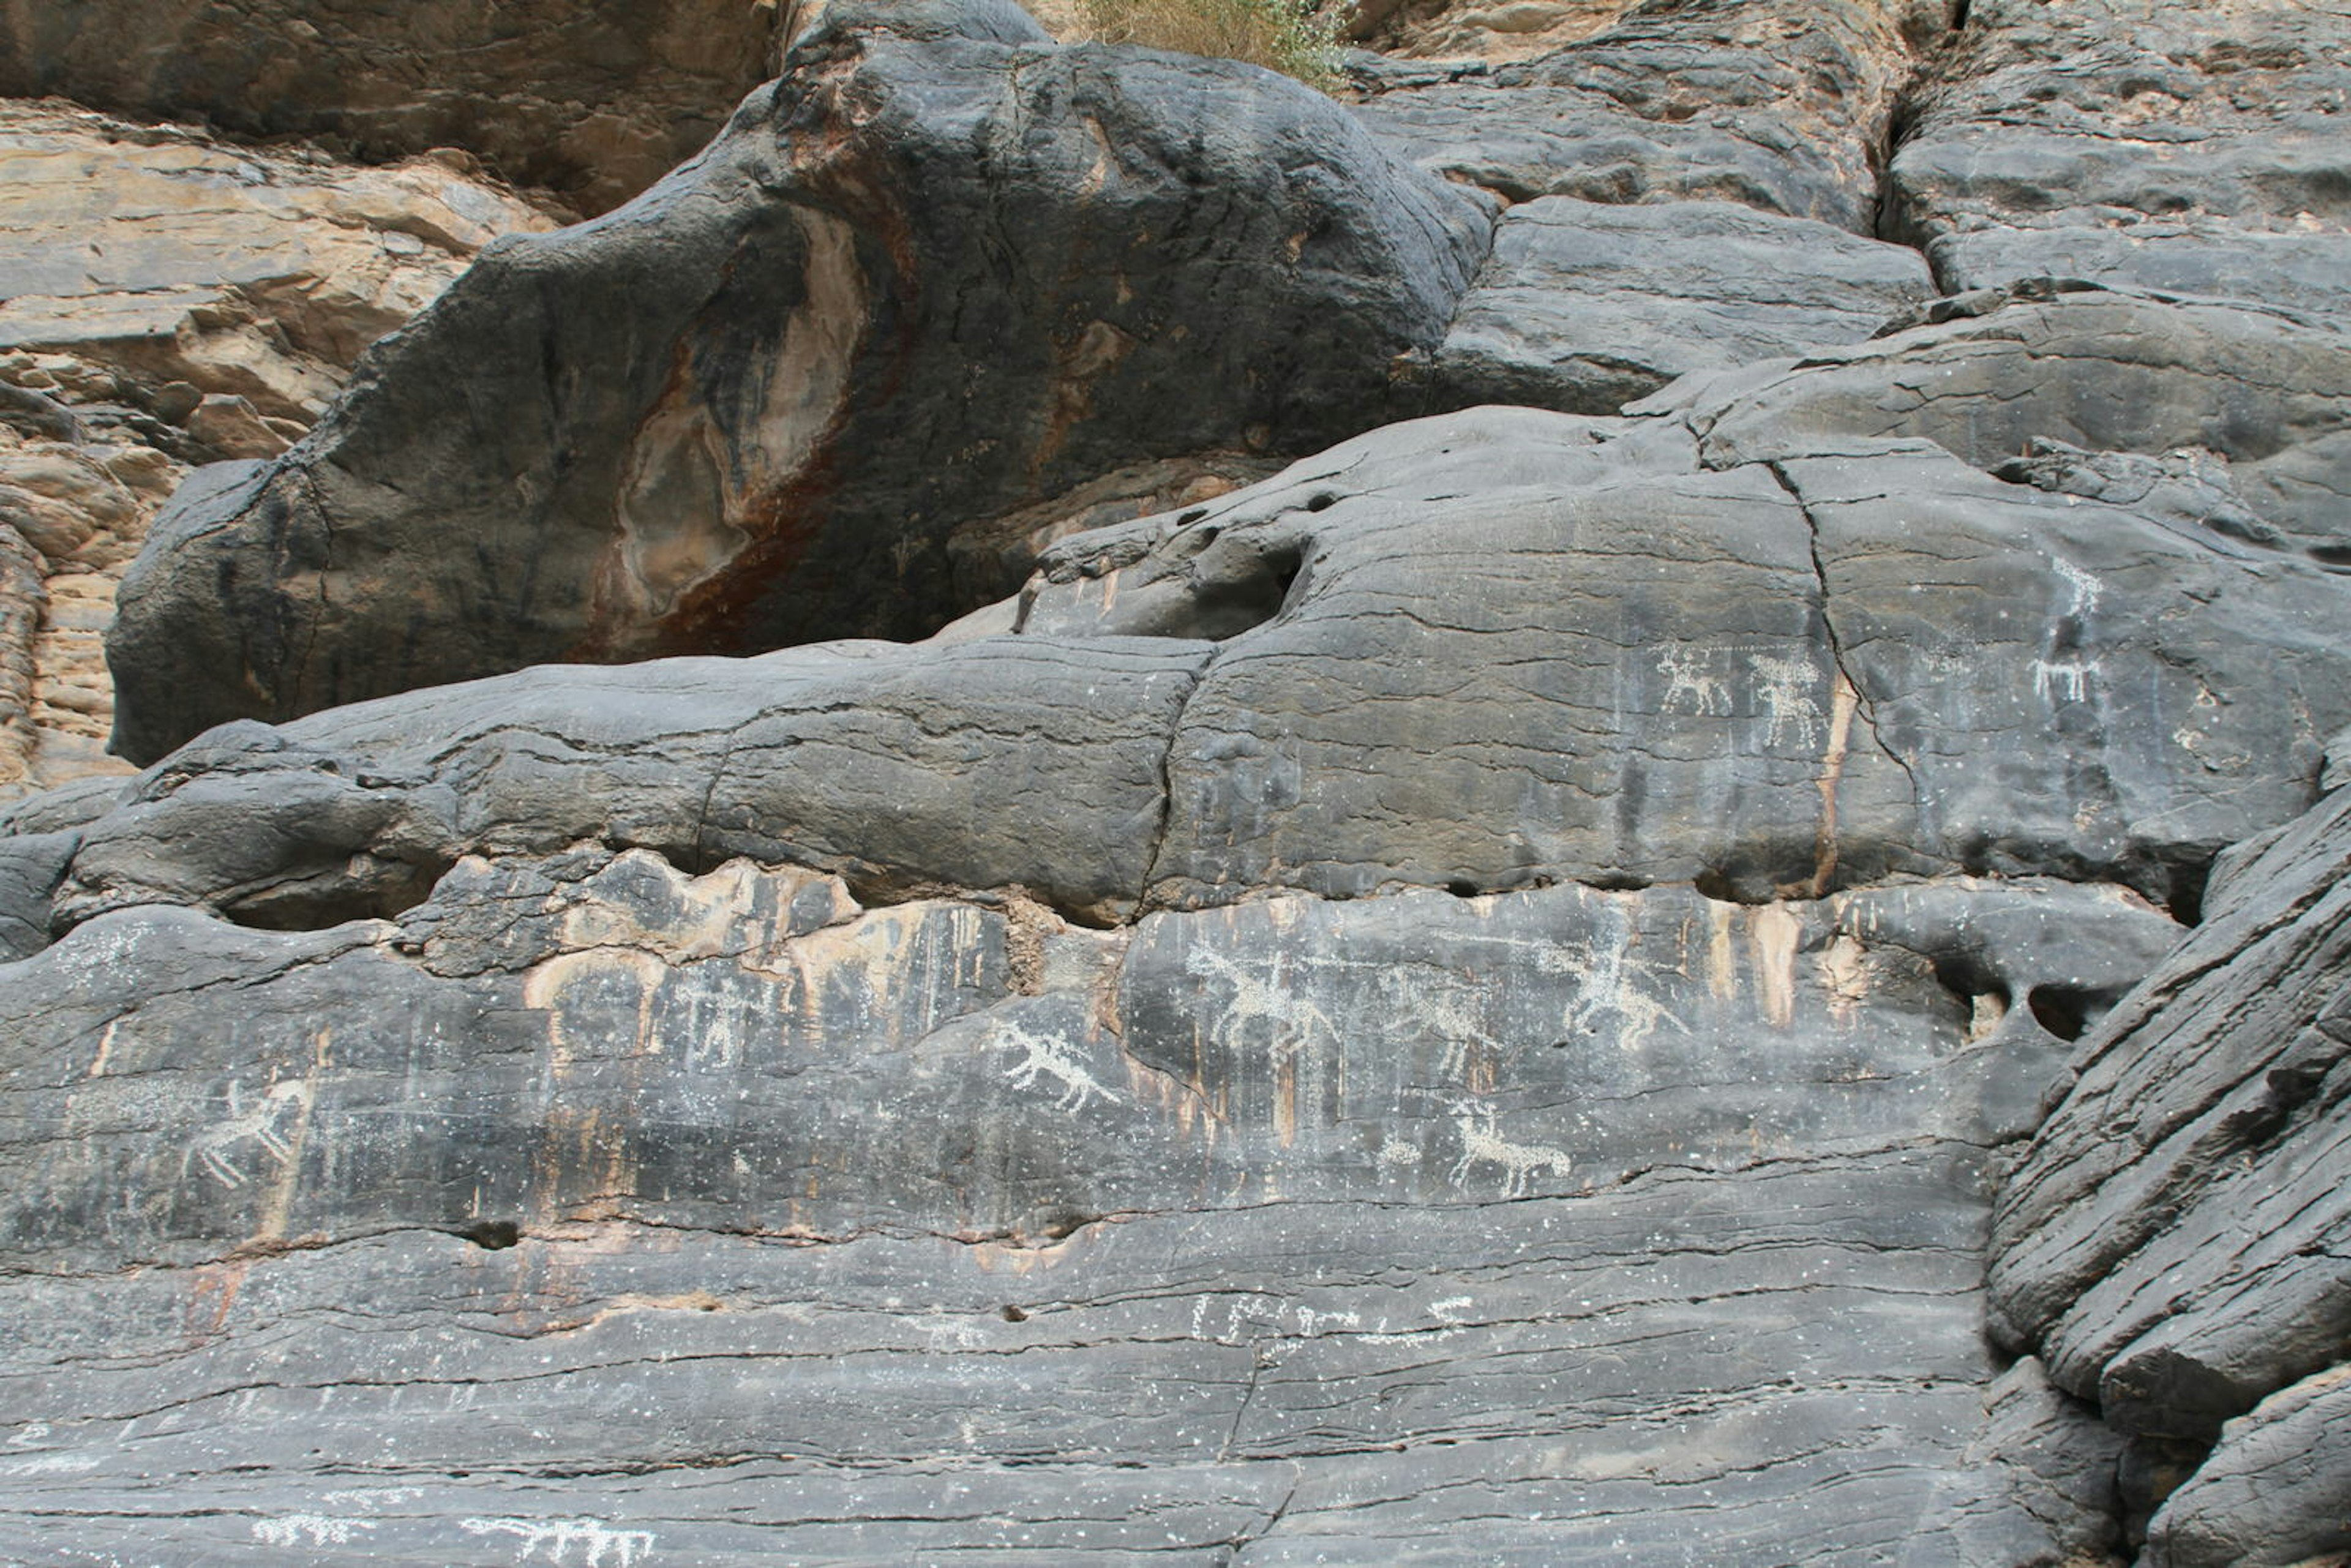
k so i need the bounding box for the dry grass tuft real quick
[1074,0,1344,87]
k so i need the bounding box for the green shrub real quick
[1077,0,1344,88]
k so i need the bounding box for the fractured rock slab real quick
[1425,195,1935,413]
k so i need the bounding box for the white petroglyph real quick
[1747,652,1826,748]
[1186,944,1338,1062]
[1449,1100,1574,1199]
[2031,657,2093,704]
[252,1515,376,1548]
[1374,967,1492,1080]
[1657,645,1733,717]
[189,1080,313,1190]
[1538,920,1689,1052]
[991,1020,1109,1113]
[2053,556,2102,618]
[459,1518,657,1567]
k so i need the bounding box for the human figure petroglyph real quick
[1448,1100,1574,1199]
[189,1080,313,1190]
[1537,920,1689,1052]
[991,1020,1108,1112]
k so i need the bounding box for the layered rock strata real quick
[0,103,552,802]
[4,0,2351,1559]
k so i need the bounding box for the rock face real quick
[7,0,2351,1561]
[103,2,1491,763]
[1886,0,2351,323]
[0,0,779,215]
[0,103,553,803]
[1352,0,1945,230]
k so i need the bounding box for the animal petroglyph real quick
[189,1081,313,1189]
[459,1518,657,1567]
[1449,1101,1574,1199]
[2053,556,2103,618]
[992,1020,1109,1113]
[1186,945,1338,1062]
[1657,645,1733,717]
[1374,967,1493,1081]
[1747,653,1827,748]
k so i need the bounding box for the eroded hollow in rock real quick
[217,853,457,933]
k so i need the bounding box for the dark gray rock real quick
[1353,0,1943,230]
[66,635,1207,931]
[2143,1365,2351,1568]
[1989,782,2351,1442]
[1887,0,2351,319]
[48,407,2351,955]
[0,826,70,959]
[1657,287,2351,474]
[103,7,1490,764]
[1423,196,1935,414]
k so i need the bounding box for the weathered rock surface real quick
[0,103,552,802]
[8,0,2351,1558]
[2142,1365,2351,1568]
[1424,195,1935,411]
[103,4,1490,764]
[29,407,2350,947]
[0,0,779,215]
[1352,0,1948,230]
[1886,0,2351,321]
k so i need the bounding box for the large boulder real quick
[103,4,1490,764]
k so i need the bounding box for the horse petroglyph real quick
[1747,652,1827,748]
[1186,945,1338,1062]
[189,1080,313,1190]
[1538,921,1689,1052]
[1657,645,1733,717]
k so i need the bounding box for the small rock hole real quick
[1303,492,1338,512]
[1445,879,1480,898]
[1000,1304,1029,1322]
[2027,985,2126,1043]
[457,1219,521,1251]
